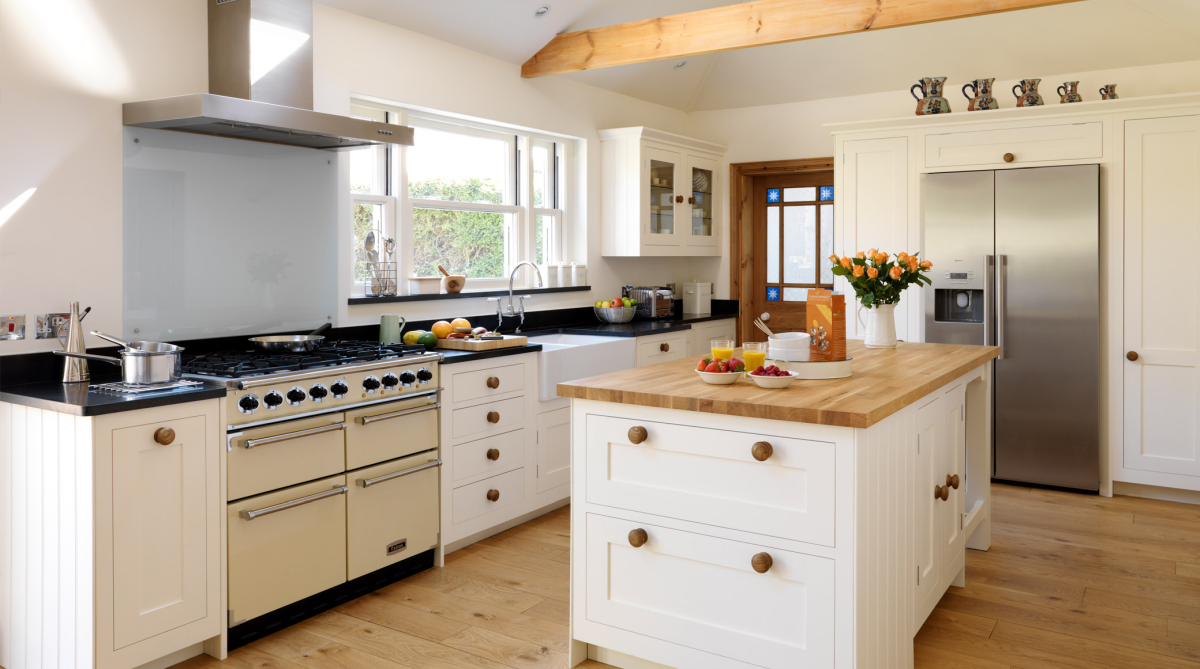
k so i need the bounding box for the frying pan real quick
[249,323,333,353]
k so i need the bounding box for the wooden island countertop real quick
[557,340,999,428]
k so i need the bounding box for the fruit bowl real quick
[748,370,799,389]
[594,305,636,324]
[696,370,741,385]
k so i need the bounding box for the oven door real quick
[227,474,347,626]
[347,451,441,580]
[345,393,439,470]
[229,414,346,500]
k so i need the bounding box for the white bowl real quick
[696,370,741,385]
[769,345,810,362]
[748,370,799,389]
[768,332,811,350]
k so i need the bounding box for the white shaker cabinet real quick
[599,127,726,257]
[1123,114,1200,487]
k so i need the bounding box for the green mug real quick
[380,314,406,344]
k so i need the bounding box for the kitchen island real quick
[558,341,1000,669]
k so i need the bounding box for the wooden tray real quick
[437,335,528,351]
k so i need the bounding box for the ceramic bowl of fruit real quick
[695,357,745,385]
[748,364,799,389]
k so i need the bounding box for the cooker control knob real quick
[309,383,328,402]
[330,381,349,398]
[286,386,306,406]
[363,375,381,393]
[399,370,416,387]
[416,368,433,385]
[237,394,260,414]
[382,373,399,389]
[263,391,284,409]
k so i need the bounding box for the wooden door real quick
[1124,115,1200,479]
[747,171,835,340]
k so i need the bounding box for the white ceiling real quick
[316,0,1200,111]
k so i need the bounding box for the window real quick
[762,175,834,303]
[347,102,569,295]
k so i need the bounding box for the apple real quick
[610,298,623,308]
[622,298,632,307]
[594,300,604,308]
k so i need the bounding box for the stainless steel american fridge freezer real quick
[923,165,1100,491]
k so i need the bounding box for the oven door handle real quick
[356,459,442,488]
[358,401,440,425]
[238,485,348,521]
[242,421,346,449]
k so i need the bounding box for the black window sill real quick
[348,285,591,305]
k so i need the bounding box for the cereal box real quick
[807,289,847,361]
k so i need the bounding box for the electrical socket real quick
[36,313,70,340]
[1,314,26,340]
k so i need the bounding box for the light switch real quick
[1,314,26,340]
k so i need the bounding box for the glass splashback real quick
[123,128,338,342]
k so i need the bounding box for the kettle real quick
[60,302,90,383]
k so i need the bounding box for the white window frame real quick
[350,193,397,297]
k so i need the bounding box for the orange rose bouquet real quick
[828,249,932,307]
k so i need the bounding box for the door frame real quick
[729,157,835,345]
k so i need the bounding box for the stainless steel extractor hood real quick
[122,0,412,150]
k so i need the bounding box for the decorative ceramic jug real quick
[962,78,999,111]
[1012,78,1044,107]
[1057,81,1082,104]
[910,77,951,115]
[858,303,898,348]
[1099,84,1118,100]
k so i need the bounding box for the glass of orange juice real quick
[742,342,767,375]
[710,339,734,361]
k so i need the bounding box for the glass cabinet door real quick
[687,156,717,246]
[646,147,682,244]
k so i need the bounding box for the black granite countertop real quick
[531,312,737,338]
[438,344,543,364]
[0,381,229,417]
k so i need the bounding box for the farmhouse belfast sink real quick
[526,333,636,401]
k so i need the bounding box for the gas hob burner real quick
[181,342,431,379]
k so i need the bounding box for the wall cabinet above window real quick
[599,127,726,257]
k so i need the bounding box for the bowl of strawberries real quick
[748,364,799,389]
[694,356,745,385]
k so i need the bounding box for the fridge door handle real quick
[996,255,1007,360]
[984,255,995,348]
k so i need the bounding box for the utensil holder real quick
[364,261,398,297]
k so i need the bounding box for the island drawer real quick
[452,467,526,524]
[451,396,525,442]
[584,513,834,669]
[452,429,525,482]
[452,363,525,404]
[585,415,836,547]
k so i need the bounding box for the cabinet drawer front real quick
[347,453,441,580]
[586,415,836,547]
[453,429,525,482]
[452,363,526,404]
[111,414,209,649]
[925,122,1102,168]
[636,334,687,367]
[585,514,834,669]
[229,414,346,500]
[451,396,525,441]
[228,475,347,624]
[345,395,439,470]
[452,467,525,524]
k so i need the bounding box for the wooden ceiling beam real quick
[521,0,1084,78]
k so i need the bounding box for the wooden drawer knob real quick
[628,426,648,444]
[1003,152,1015,163]
[751,552,773,573]
[487,411,500,424]
[153,427,175,445]
[486,489,500,502]
[751,441,773,462]
[628,528,648,548]
[1127,351,1139,361]
[935,484,948,501]
[487,448,500,461]
[946,474,960,490]
[660,342,670,352]
[675,195,684,204]
[487,376,500,389]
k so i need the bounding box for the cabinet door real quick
[111,415,209,649]
[840,137,910,341]
[685,154,718,248]
[536,408,570,493]
[940,386,966,584]
[644,146,683,246]
[914,396,942,620]
[1124,115,1200,479]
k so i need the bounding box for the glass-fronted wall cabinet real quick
[600,127,726,257]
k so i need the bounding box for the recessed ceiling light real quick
[535,6,550,17]
[673,60,688,70]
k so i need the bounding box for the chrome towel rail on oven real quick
[356,459,442,488]
[238,485,348,520]
[358,401,440,426]
[243,421,346,449]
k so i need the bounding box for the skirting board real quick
[443,496,570,556]
[589,645,676,669]
[131,643,204,669]
[1114,481,1200,506]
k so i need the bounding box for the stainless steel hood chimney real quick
[122,0,412,150]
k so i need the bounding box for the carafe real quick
[1099,84,1118,100]
[910,77,951,115]
[1012,78,1044,107]
[1057,81,1082,104]
[962,78,998,111]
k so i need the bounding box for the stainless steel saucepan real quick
[54,331,185,385]
[248,323,332,353]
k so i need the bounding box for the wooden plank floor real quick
[175,484,1200,669]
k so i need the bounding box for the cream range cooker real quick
[183,342,443,649]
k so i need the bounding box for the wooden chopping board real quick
[437,335,528,351]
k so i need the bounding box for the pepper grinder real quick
[61,302,89,383]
